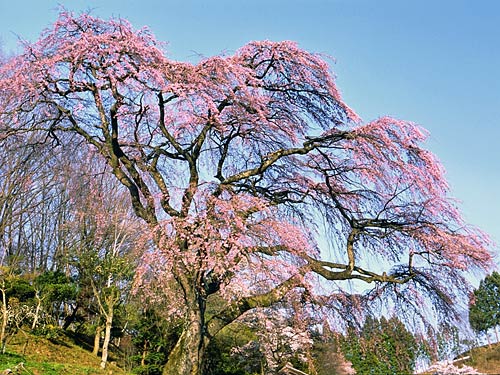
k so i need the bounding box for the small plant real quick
[31,324,63,341]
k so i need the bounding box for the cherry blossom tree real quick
[239,306,314,372]
[0,11,493,375]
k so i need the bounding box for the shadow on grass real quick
[0,351,25,362]
[0,352,28,374]
[64,330,95,352]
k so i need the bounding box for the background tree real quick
[0,11,493,375]
[0,136,59,351]
[312,330,355,375]
[340,315,419,375]
[32,270,77,331]
[469,271,500,345]
[424,323,466,363]
[64,162,142,369]
[204,321,262,375]
[129,307,179,375]
[239,306,313,373]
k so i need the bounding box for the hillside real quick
[0,332,130,375]
[463,342,500,374]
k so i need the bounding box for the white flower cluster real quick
[423,359,482,375]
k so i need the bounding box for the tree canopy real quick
[0,11,493,375]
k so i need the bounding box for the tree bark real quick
[62,303,79,330]
[93,324,103,356]
[162,306,208,375]
[0,286,7,354]
[31,290,42,330]
[100,304,114,369]
[141,341,148,366]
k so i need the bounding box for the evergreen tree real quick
[340,316,418,375]
[469,271,500,343]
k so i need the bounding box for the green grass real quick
[0,332,131,375]
[0,353,114,375]
[0,354,101,375]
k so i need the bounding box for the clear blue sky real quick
[1,0,499,266]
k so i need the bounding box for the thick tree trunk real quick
[162,308,208,375]
[100,306,114,369]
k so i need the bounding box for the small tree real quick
[0,266,19,353]
[67,172,141,369]
[469,271,500,345]
[0,271,39,353]
[32,270,77,330]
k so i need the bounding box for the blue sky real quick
[1,0,499,266]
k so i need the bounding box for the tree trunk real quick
[100,305,114,369]
[162,307,208,375]
[21,329,29,355]
[0,287,7,354]
[62,303,79,330]
[93,324,103,356]
[141,341,148,366]
[31,290,42,330]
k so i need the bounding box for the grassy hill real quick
[462,341,500,374]
[0,332,130,375]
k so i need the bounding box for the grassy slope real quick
[463,342,500,374]
[0,332,130,375]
